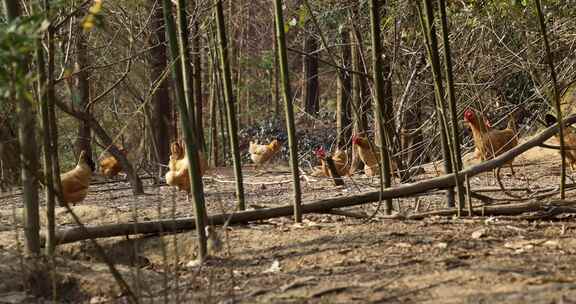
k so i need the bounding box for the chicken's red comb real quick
[464,109,475,121]
[314,146,326,157]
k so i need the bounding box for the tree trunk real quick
[272,31,280,120]
[209,22,230,165]
[74,32,92,157]
[302,30,320,116]
[215,0,246,210]
[209,67,219,167]
[45,0,63,252]
[4,0,41,255]
[36,2,57,255]
[148,0,172,175]
[192,21,204,148]
[274,0,303,222]
[336,29,352,149]
[369,0,394,214]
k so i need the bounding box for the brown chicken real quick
[351,135,397,176]
[313,147,350,177]
[60,150,95,204]
[165,142,208,193]
[249,139,281,168]
[472,117,493,160]
[464,109,518,173]
[99,148,127,178]
[545,113,576,170]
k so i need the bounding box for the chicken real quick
[472,117,493,160]
[165,142,208,193]
[351,135,397,176]
[99,148,127,178]
[313,147,350,177]
[249,139,281,168]
[464,109,518,173]
[544,113,576,170]
[60,150,95,204]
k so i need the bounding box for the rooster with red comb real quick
[312,146,349,178]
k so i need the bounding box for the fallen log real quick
[53,116,576,244]
[407,200,576,220]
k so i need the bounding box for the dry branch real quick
[408,200,576,220]
[53,116,576,244]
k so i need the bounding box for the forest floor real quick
[2,140,576,303]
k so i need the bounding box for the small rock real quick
[543,240,560,248]
[186,259,203,268]
[435,242,449,249]
[472,228,488,239]
[395,242,412,248]
[262,260,281,273]
[484,216,497,224]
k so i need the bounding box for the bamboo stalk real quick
[437,0,465,210]
[176,0,196,126]
[162,0,208,261]
[35,1,56,255]
[416,0,456,208]
[369,0,394,214]
[214,0,246,210]
[273,0,303,222]
[534,0,566,199]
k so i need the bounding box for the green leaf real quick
[298,5,308,28]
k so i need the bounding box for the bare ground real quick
[1,142,576,303]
